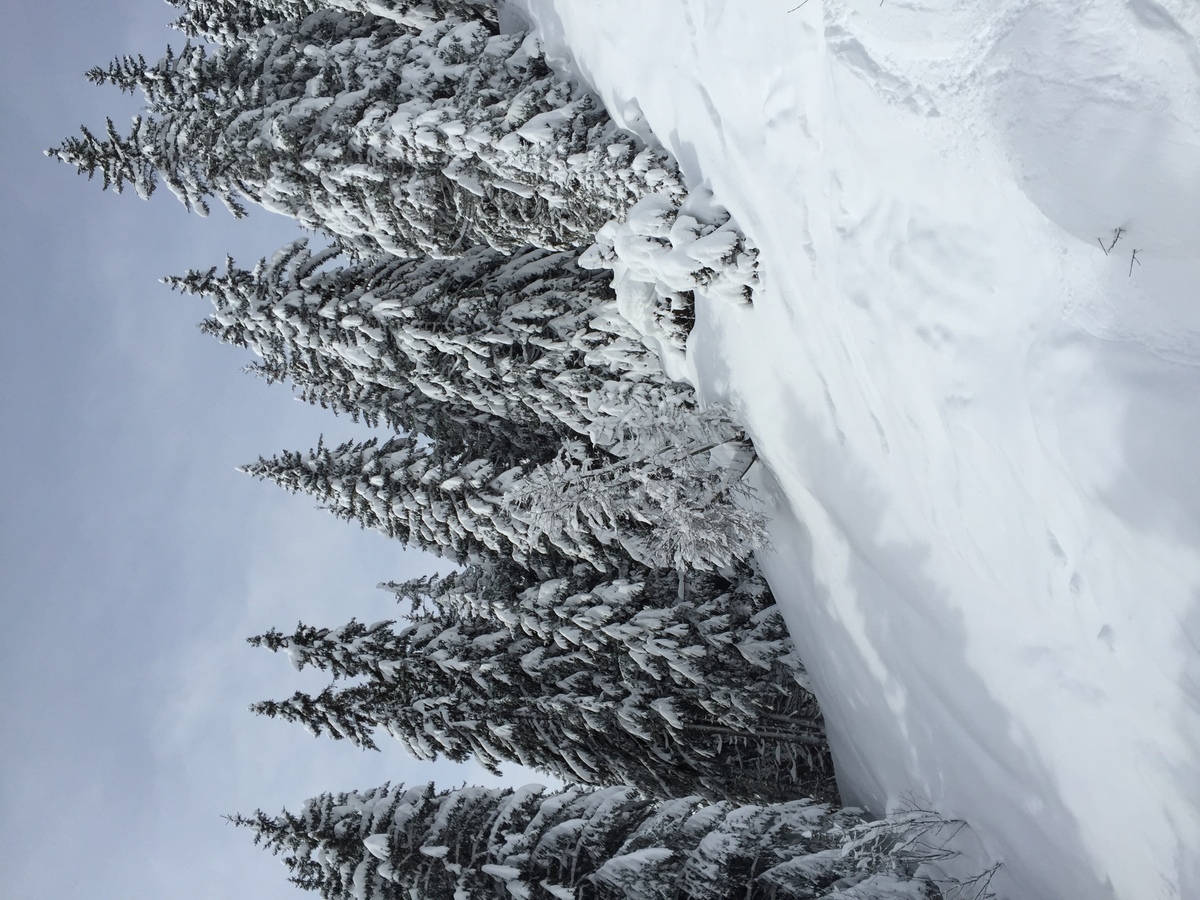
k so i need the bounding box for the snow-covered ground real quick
[509,2,1200,898]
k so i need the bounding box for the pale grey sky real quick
[0,3,522,897]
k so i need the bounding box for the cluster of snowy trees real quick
[53,0,970,897]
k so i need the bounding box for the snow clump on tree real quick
[582,186,761,355]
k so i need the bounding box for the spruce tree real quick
[169,240,560,460]
[166,239,665,444]
[233,780,948,900]
[168,0,498,43]
[243,422,764,578]
[402,562,824,734]
[506,402,765,571]
[396,561,834,801]
[248,561,834,803]
[240,435,580,571]
[50,15,683,257]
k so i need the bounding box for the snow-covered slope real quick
[510,2,1200,898]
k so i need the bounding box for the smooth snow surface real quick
[510,2,1200,898]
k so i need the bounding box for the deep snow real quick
[509,2,1200,898]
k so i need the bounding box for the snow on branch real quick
[581,187,760,356]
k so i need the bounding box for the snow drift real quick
[510,1,1200,898]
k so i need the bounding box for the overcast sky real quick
[0,3,526,897]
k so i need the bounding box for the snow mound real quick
[514,1,1200,899]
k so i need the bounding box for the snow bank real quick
[511,1,1200,899]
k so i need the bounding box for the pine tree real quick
[50,15,683,257]
[166,239,666,444]
[233,780,949,900]
[239,435,593,571]
[405,562,824,732]
[169,240,561,460]
[393,561,834,801]
[581,188,763,348]
[168,0,498,43]
[249,560,834,803]
[243,422,763,579]
[506,403,766,571]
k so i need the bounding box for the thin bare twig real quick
[1130,248,1141,276]
[1098,227,1124,256]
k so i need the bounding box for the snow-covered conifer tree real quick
[234,780,949,899]
[581,187,763,348]
[386,561,833,801]
[249,611,686,788]
[50,15,683,257]
[239,435,598,571]
[167,239,662,441]
[508,402,766,571]
[249,558,833,803]
[168,0,497,43]
[169,241,563,462]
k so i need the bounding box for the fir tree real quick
[249,561,834,803]
[166,239,665,445]
[239,435,593,571]
[50,15,683,257]
[243,418,762,576]
[234,780,951,900]
[506,403,766,572]
[402,562,823,733]
[393,561,834,801]
[168,0,498,43]
[169,240,562,460]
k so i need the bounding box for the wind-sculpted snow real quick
[513,1,1200,898]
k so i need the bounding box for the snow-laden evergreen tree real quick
[506,404,765,571]
[249,613,719,798]
[166,239,667,443]
[169,241,567,461]
[582,187,762,351]
[50,14,683,257]
[240,435,627,572]
[233,780,951,900]
[388,561,833,799]
[396,562,823,732]
[248,561,833,803]
[168,0,497,43]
